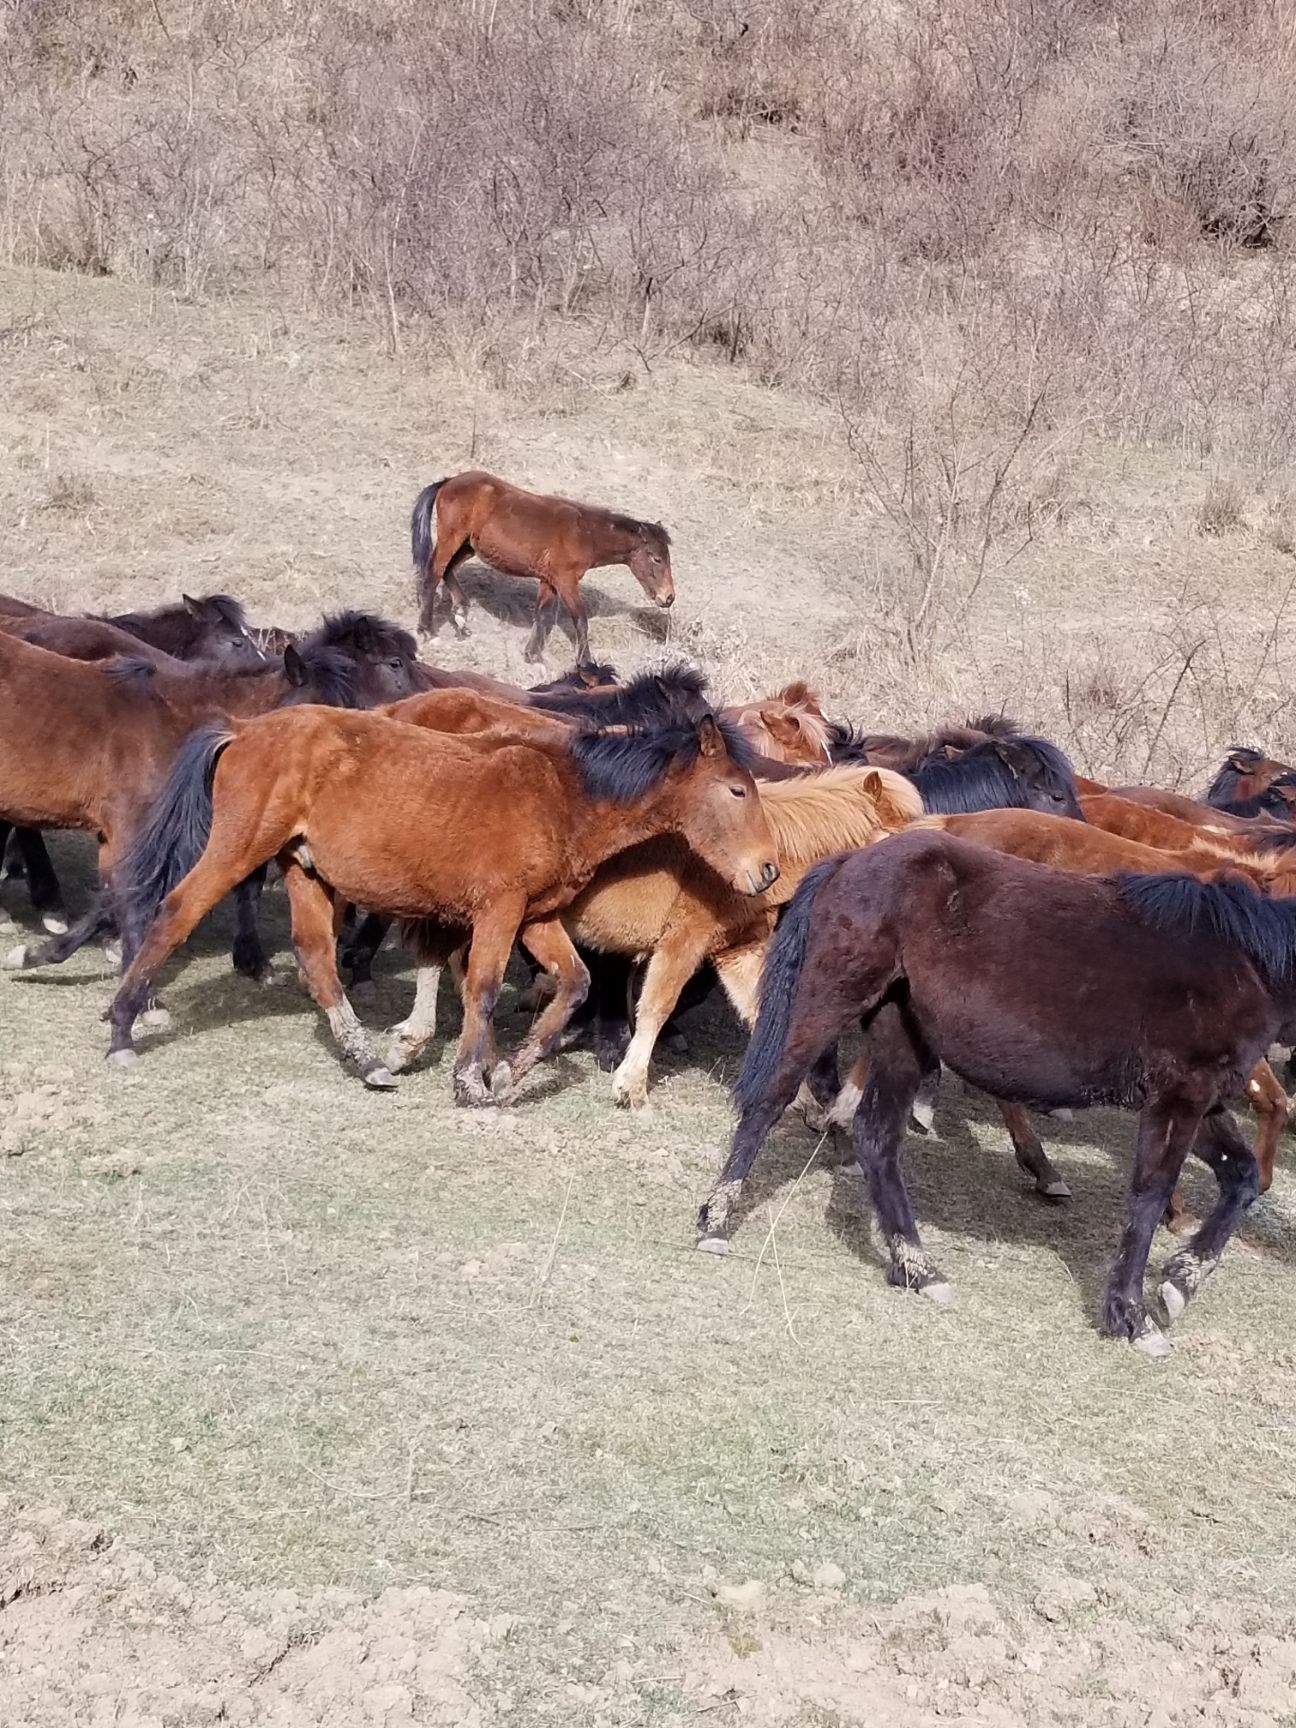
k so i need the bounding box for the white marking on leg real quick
[386,963,442,1072]
[828,1080,862,1130]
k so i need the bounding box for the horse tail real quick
[410,480,446,578]
[115,724,234,946]
[735,854,849,1115]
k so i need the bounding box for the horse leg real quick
[851,1002,953,1303]
[1101,1098,1205,1354]
[443,544,473,638]
[418,529,468,636]
[523,581,559,664]
[610,939,710,1110]
[556,576,592,667]
[590,951,633,1071]
[504,917,591,1096]
[280,862,394,1089]
[454,894,528,1106]
[1158,1105,1259,1329]
[996,1101,1071,1199]
[825,1047,939,1136]
[1245,1058,1286,1193]
[341,910,392,988]
[231,865,271,982]
[14,829,67,933]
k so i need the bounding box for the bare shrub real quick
[41,472,95,514]
[1197,473,1248,536]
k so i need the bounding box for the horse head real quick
[627,521,674,608]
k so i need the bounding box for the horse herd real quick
[6,471,1296,1361]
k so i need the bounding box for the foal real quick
[698,831,1282,1355]
[412,471,674,664]
[108,710,778,1100]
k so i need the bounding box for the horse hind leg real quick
[231,865,272,983]
[524,581,559,664]
[453,894,528,1106]
[15,829,67,933]
[1159,1105,1260,1329]
[996,1101,1071,1199]
[1245,1058,1286,1193]
[505,916,592,1099]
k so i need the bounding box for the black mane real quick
[532,662,708,727]
[1205,747,1296,809]
[607,512,670,548]
[309,609,417,665]
[1211,770,1296,820]
[911,735,1083,818]
[1118,871,1296,990]
[570,714,757,803]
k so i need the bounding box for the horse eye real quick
[730,785,747,799]
[388,657,403,670]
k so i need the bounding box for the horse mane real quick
[530,660,620,695]
[532,662,708,726]
[1213,773,1296,820]
[604,512,670,549]
[310,609,417,665]
[1205,747,1289,808]
[758,766,921,869]
[823,713,1022,771]
[911,735,1080,816]
[1117,870,1296,988]
[281,643,367,708]
[103,654,160,691]
[569,714,757,803]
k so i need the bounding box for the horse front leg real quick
[505,916,591,1097]
[14,829,67,934]
[454,894,528,1105]
[610,938,706,1110]
[281,861,394,1089]
[523,581,558,664]
[1159,1105,1259,1328]
[1245,1058,1287,1193]
[1101,1098,1205,1355]
[996,1101,1071,1199]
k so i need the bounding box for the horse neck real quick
[563,772,688,871]
[156,665,282,721]
[586,515,642,567]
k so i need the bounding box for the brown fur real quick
[722,685,833,767]
[0,611,189,665]
[413,470,673,665]
[1081,792,1296,879]
[107,707,777,1104]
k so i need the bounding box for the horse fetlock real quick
[696,1179,741,1245]
[611,1060,649,1111]
[453,1061,493,1107]
[1131,1317,1172,1358]
[828,1081,863,1131]
[107,1047,139,1070]
[1159,1249,1218,1325]
[886,1236,949,1299]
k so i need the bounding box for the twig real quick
[532,1171,575,1306]
[743,1133,828,1329]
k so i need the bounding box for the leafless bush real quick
[1197,473,1248,536]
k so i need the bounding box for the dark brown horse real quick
[412,471,674,664]
[1207,747,1296,811]
[106,708,777,1099]
[697,829,1283,1356]
[0,593,262,669]
[2,614,419,977]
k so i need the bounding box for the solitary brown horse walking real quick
[411,471,674,665]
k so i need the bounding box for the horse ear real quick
[862,770,884,798]
[762,709,802,747]
[283,644,307,686]
[350,617,374,652]
[697,714,726,758]
[182,594,206,619]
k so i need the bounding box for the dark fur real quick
[1206,748,1296,808]
[911,735,1084,819]
[314,609,418,668]
[114,726,231,959]
[411,481,447,577]
[606,513,671,549]
[733,854,849,1115]
[569,714,756,804]
[826,713,1023,771]
[106,594,252,658]
[1211,773,1296,821]
[1117,871,1296,990]
[531,662,709,727]
[530,660,620,694]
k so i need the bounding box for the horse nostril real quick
[761,860,780,888]
[660,593,675,608]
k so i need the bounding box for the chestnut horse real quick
[107,708,777,1100]
[722,683,834,767]
[387,763,921,1102]
[697,830,1283,1355]
[1080,791,1296,865]
[411,471,674,664]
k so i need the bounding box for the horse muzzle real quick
[657,593,675,609]
[740,859,780,896]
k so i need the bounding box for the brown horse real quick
[2,614,419,976]
[106,708,777,1099]
[411,471,674,664]
[387,763,921,1100]
[0,594,262,669]
[1207,747,1296,810]
[721,683,834,767]
[697,830,1284,1355]
[1080,791,1296,869]
[875,808,1291,1205]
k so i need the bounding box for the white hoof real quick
[1041,1179,1072,1199]
[108,1048,139,1069]
[102,940,122,967]
[1159,1280,1187,1324]
[921,1280,957,1307]
[1132,1322,1172,1358]
[140,1005,171,1030]
[41,913,68,936]
[910,1098,936,1134]
[3,943,28,969]
[1047,1107,1074,1122]
[384,1044,414,1075]
[364,1066,398,1091]
[697,1236,730,1256]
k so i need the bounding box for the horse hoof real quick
[910,1098,936,1134]
[1047,1107,1074,1122]
[697,1236,730,1256]
[1040,1179,1072,1199]
[364,1066,398,1091]
[920,1280,957,1307]
[102,941,123,968]
[489,1063,514,1103]
[1132,1322,1172,1358]
[2,943,28,970]
[0,913,15,936]
[40,913,68,936]
[1159,1280,1187,1325]
[384,1045,414,1075]
[108,1048,139,1069]
[140,1006,172,1031]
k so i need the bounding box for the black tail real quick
[411,480,446,583]
[115,724,232,951]
[734,855,847,1114]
